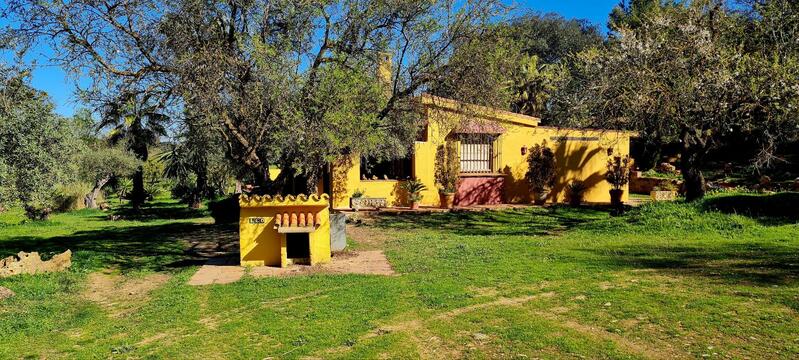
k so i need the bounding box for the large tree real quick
[0,67,77,219]
[4,0,507,195]
[550,1,799,200]
[77,145,140,209]
[98,94,169,207]
[434,12,603,118]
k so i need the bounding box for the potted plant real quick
[606,155,632,206]
[435,142,460,209]
[350,189,365,210]
[566,181,587,207]
[525,143,557,205]
[650,182,678,201]
[401,178,428,210]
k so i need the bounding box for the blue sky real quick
[4,0,620,117]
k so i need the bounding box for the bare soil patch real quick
[346,223,394,248]
[250,250,396,278]
[83,272,171,317]
[188,250,395,286]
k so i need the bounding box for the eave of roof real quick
[419,94,540,128]
[536,126,639,137]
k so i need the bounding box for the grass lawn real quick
[1,193,798,359]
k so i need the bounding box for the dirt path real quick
[83,272,171,318]
[317,289,691,360]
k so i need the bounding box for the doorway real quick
[285,233,311,265]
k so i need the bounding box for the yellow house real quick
[329,94,635,209]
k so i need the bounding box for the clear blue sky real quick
[4,0,620,117]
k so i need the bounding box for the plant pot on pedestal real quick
[609,189,624,206]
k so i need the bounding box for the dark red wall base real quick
[455,176,505,206]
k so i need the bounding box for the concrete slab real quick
[187,257,244,286]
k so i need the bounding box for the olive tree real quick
[0,68,76,219]
[4,0,507,195]
[77,146,140,209]
[550,1,799,200]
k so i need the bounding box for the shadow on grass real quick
[702,192,799,225]
[580,241,799,286]
[110,198,209,222]
[0,222,238,272]
[369,205,609,237]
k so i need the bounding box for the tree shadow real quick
[0,222,238,272]
[578,241,799,286]
[701,192,799,225]
[111,198,209,222]
[370,205,609,237]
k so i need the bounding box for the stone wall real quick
[630,172,682,194]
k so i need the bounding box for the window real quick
[460,134,496,173]
[360,156,412,180]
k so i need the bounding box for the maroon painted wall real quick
[455,176,505,206]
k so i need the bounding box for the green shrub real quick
[435,142,460,193]
[53,182,99,212]
[525,142,556,191]
[401,178,428,202]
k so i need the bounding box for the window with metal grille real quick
[460,134,495,173]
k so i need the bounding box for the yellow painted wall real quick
[239,194,331,267]
[330,95,634,209]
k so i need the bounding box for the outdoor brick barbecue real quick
[239,194,331,267]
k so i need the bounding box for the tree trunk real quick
[680,130,708,202]
[85,176,110,209]
[251,165,271,194]
[682,166,706,202]
[130,166,146,209]
[235,180,242,194]
[130,141,149,209]
[304,168,321,195]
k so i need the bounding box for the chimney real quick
[377,52,392,94]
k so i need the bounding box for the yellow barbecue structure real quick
[239,194,331,267]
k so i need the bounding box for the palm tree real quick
[505,54,564,118]
[99,93,169,208]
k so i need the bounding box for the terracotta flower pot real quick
[410,201,420,210]
[609,189,624,206]
[439,192,455,209]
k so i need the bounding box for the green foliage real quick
[525,143,557,191]
[53,182,95,212]
[401,178,428,202]
[351,189,365,198]
[566,181,587,204]
[609,0,681,32]
[158,120,232,205]
[116,178,133,201]
[506,54,567,117]
[551,2,799,200]
[0,68,78,219]
[508,12,604,64]
[77,146,140,185]
[99,97,169,207]
[435,142,460,193]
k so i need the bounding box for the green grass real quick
[1,194,798,359]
